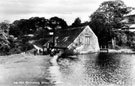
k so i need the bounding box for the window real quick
[85,36,90,45]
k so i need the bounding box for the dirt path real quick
[0,54,52,86]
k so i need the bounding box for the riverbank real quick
[0,54,52,85]
[100,48,135,53]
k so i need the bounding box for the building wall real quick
[68,26,100,54]
[124,16,135,24]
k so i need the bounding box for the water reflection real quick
[49,53,135,86]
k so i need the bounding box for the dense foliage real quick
[90,0,130,47]
[71,17,82,27]
[0,16,68,55]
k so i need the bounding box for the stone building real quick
[45,25,100,54]
[122,9,135,32]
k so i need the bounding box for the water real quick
[1,53,135,86]
[48,53,135,86]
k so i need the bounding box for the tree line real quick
[90,0,135,49]
[0,0,135,55]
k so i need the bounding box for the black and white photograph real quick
[0,0,135,86]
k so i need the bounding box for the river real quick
[48,53,135,86]
[0,53,135,86]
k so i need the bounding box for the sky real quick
[0,0,135,25]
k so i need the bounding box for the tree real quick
[9,17,49,37]
[0,22,10,35]
[71,17,81,27]
[0,22,10,54]
[9,19,28,37]
[8,17,50,54]
[115,31,127,46]
[90,0,130,47]
[49,16,68,30]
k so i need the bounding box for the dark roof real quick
[34,38,50,48]
[45,25,87,48]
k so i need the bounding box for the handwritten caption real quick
[13,81,53,85]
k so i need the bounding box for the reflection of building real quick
[44,25,100,54]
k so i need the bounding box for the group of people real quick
[33,47,60,56]
[33,49,43,55]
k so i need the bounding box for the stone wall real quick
[68,26,100,54]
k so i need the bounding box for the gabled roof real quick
[122,24,135,29]
[125,9,135,17]
[34,38,50,48]
[129,24,135,28]
[45,25,88,48]
[56,26,86,48]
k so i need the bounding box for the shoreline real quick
[100,48,135,54]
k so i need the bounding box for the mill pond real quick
[0,53,135,86]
